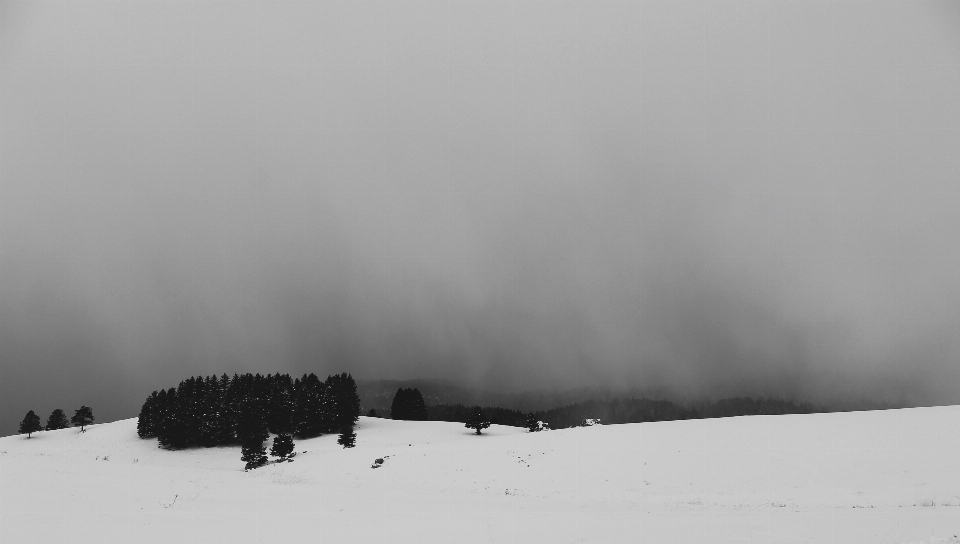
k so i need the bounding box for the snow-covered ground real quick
[1,407,958,543]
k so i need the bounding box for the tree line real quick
[136,372,360,468]
[18,406,95,438]
[420,396,820,430]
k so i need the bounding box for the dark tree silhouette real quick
[465,406,490,435]
[266,374,294,435]
[156,388,183,449]
[292,374,329,438]
[337,427,356,448]
[237,402,268,470]
[240,441,267,470]
[269,433,295,461]
[19,410,42,438]
[390,388,407,419]
[45,409,69,431]
[137,391,159,438]
[327,373,362,430]
[391,388,428,421]
[71,406,94,432]
[139,371,366,455]
[367,408,378,418]
[525,413,539,432]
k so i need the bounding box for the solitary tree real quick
[45,409,70,431]
[337,426,356,448]
[465,406,490,435]
[71,406,94,432]
[367,408,378,418]
[270,433,295,462]
[19,410,42,438]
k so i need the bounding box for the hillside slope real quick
[2,408,958,543]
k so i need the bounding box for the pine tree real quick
[326,373,361,430]
[205,375,234,446]
[408,388,428,421]
[337,427,357,448]
[237,401,268,470]
[525,413,538,432]
[240,441,267,470]
[156,388,182,449]
[45,409,69,431]
[292,374,328,438]
[71,406,94,432]
[267,374,294,435]
[137,392,159,438]
[390,388,426,421]
[19,410,42,438]
[465,406,490,435]
[390,388,407,420]
[269,433,295,461]
[178,376,205,447]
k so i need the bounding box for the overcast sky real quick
[2,1,959,433]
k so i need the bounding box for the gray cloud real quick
[2,0,959,433]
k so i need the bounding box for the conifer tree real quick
[45,409,69,431]
[156,388,182,449]
[525,413,539,432]
[326,373,361,429]
[390,388,408,419]
[19,410,42,438]
[465,406,490,435]
[337,426,357,448]
[205,375,234,446]
[292,374,328,438]
[408,388,428,421]
[390,388,427,421]
[137,392,159,438]
[71,406,94,432]
[240,441,268,470]
[267,373,294,435]
[391,388,427,421]
[178,376,204,447]
[237,401,268,470]
[269,433,295,461]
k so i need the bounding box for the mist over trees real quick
[136,372,360,451]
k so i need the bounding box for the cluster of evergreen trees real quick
[18,406,94,438]
[390,388,428,421]
[137,372,361,452]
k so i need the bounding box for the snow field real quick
[1,407,958,543]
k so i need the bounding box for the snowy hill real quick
[2,408,958,543]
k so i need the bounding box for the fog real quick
[2,1,959,432]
